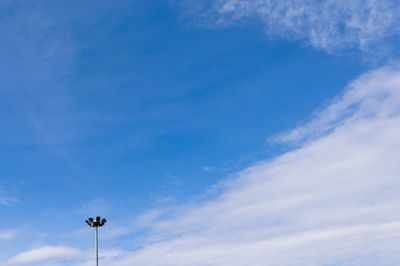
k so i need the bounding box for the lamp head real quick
[86,216,107,227]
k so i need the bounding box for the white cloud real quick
[71,66,400,265]
[178,0,400,53]
[79,198,112,215]
[0,186,19,206]
[0,196,18,206]
[274,66,400,144]
[0,230,19,241]
[7,246,81,265]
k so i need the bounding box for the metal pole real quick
[95,226,99,266]
[86,216,106,266]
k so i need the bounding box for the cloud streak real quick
[6,246,81,265]
[0,230,19,241]
[177,0,400,53]
[0,186,19,206]
[274,66,400,144]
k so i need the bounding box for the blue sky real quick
[1,0,400,265]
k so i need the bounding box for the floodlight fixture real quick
[86,216,107,266]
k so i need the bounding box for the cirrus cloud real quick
[176,0,400,53]
[7,246,81,265]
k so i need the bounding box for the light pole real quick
[86,216,107,266]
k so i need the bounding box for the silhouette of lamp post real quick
[86,216,107,266]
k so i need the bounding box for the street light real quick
[86,216,107,266]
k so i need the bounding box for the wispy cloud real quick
[69,66,400,265]
[0,230,19,241]
[0,0,86,149]
[6,246,81,265]
[79,198,112,216]
[176,0,400,53]
[0,186,19,206]
[273,66,400,144]
[0,196,19,206]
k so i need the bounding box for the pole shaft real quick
[95,226,99,266]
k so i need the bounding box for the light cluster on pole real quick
[86,216,107,266]
[86,216,107,228]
